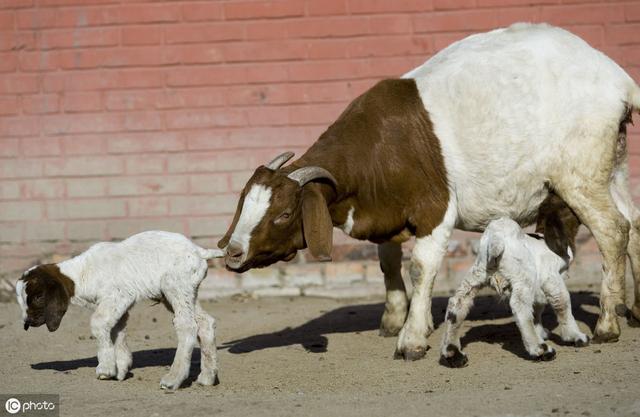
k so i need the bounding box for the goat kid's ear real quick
[44,278,70,332]
[218,194,245,249]
[301,184,333,262]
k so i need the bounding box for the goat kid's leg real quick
[440,272,484,368]
[160,296,198,390]
[533,303,549,341]
[396,212,454,361]
[378,242,408,337]
[91,298,133,380]
[113,312,132,381]
[195,302,219,386]
[510,285,556,361]
[557,185,629,343]
[542,274,590,346]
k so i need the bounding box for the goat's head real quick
[218,152,337,272]
[16,264,74,332]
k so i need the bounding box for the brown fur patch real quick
[221,78,450,270]
[22,264,74,332]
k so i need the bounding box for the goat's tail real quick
[197,247,225,260]
[485,235,505,270]
[630,83,640,114]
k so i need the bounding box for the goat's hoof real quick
[96,364,116,380]
[394,345,429,361]
[97,373,115,380]
[160,375,184,391]
[573,336,590,348]
[196,372,219,386]
[534,344,556,361]
[592,332,619,344]
[439,345,468,368]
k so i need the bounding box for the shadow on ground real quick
[221,291,601,357]
[30,291,601,372]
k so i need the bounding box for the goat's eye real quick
[274,212,291,225]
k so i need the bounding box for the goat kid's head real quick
[218,152,337,272]
[16,264,74,332]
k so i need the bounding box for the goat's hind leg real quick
[533,303,549,341]
[440,272,484,368]
[542,273,589,346]
[510,285,556,361]
[195,302,219,386]
[378,242,408,337]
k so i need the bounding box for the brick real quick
[24,221,65,242]
[477,0,557,6]
[169,194,238,216]
[0,52,17,72]
[128,196,169,217]
[325,262,365,285]
[224,0,304,20]
[165,109,247,129]
[44,156,124,177]
[607,23,640,46]
[16,9,55,29]
[181,2,223,21]
[413,10,498,33]
[0,10,14,28]
[22,94,60,115]
[67,220,106,241]
[61,135,106,155]
[541,4,625,25]
[107,132,185,153]
[164,44,224,65]
[166,66,247,87]
[188,216,229,237]
[368,15,414,34]
[0,180,20,200]
[627,3,640,22]
[307,0,347,16]
[66,177,107,197]
[21,137,62,156]
[433,0,475,10]
[0,138,19,157]
[57,47,167,70]
[117,4,181,24]
[0,201,43,221]
[200,267,239,290]
[63,92,102,113]
[47,199,126,220]
[189,174,229,194]
[282,264,324,287]
[54,7,120,28]
[240,268,281,289]
[0,116,40,137]
[106,218,185,239]
[40,28,119,50]
[349,0,432,14]
[0,222,23,243]
[0,74,38,94]
[124,155,166,175]
[287,17,370,38]
[108,175,188,196]
[165,23,245,44]
[0,96,18,116]
[20,179,65,199]
[122,26,162,46]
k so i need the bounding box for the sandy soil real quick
[1,289,639,417]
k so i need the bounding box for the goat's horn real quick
[266,152,295,170]
[287,166,337,187]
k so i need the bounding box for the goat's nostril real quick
[226,244,243,259]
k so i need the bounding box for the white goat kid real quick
[16,231,223,390]
[440,218,589,367]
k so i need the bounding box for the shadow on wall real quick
[31,291,603,376]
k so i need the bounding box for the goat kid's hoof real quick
[160,375,185,391]
[533,344,556,362]
[573,336,590,348]
[97,373,115,380]
[439,345,468,368]
[96,364,116,380]
[592,332,619,344]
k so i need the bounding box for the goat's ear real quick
[301,184,333,261]
[44,277,70,332]
[218,194,244,249]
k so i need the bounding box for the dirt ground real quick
[1,289,639,417]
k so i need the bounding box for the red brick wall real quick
[0,0,639,275]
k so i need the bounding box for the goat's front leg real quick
[395,209,455,361]
[195,302,219,386]
[160,295,198,390]
[509,285,556,361]
[378,241,408,337]
[113,312,132,381]
[91,297,133,380]
[440,271,485,368]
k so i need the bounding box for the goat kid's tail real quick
[485,235,505,270]
[197,247,225,259]
[631,83,640,114]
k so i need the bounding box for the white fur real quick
[21,231,223,390]
[228,184,272,264]
[339,207,355,235]
[441,218,588,364]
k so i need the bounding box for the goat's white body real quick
[52,231,222,389]
[405,23,638,231]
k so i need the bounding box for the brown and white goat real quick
[219,23,640,360]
